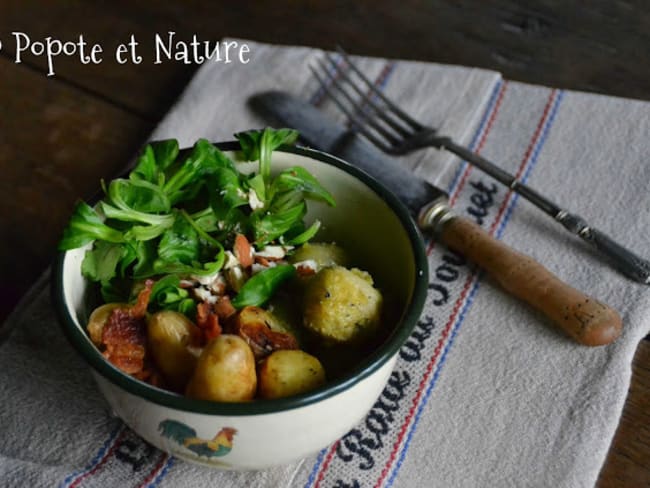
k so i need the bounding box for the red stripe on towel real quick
[68,429,127,488]
[137,453,170,488]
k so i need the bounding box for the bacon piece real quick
[214,296,237,321]
[233,233,254,268]
[196,301,223,343]
[101,308,147,375]
[233,321,299,359]
[203,314,222,341]
[231,306,299,360]
[98,280,154,376]
[131,279,154,318]
[196,302,212,328]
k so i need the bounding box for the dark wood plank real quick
[0,1,194,119]
[0,58,152,319]
[597,340,650,487]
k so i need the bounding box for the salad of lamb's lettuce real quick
[59,128,334,317]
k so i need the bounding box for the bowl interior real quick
[55,143,428,414]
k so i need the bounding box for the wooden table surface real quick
[0,1,648,486]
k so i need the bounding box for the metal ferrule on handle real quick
[417,195,454,236]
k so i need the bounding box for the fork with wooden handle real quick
[309,47,650,285]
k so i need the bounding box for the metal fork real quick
[309,48,650,285]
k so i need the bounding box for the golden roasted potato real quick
[87,302,128,346]
[147,310,201,390]
[186,334,257,402]
[303,266,383,343]
[289,242,349,269]
[258,350,326,399]
[237,305,288,334]
[231,306,299,359]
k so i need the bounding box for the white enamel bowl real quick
[53,143,428,470]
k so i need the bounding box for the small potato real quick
[237,305,288,334]
[289,242,349,269]
[303,266,383,343]
[87,303,128,346]
[186,334,257,402]
[258,350,326,399]
[147,311,201,390]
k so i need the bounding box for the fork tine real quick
[314,57,404,146]
[309,64,396,153]
[313,58,405,147]
[308,59,401,145]
[322,52,414,139]
[335,46,423,132]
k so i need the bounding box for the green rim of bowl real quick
[52,141,429,415]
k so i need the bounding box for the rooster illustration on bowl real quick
[159,420,237,459]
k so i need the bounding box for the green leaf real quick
[118,241,138,277]
[209,176,250,237]
[176,298,197,316]
[131,140,179,185]
[130,145,157,183]
[269,189,303,214]
[124,221,174,242]
[157,214,200,266]
[152,139,179,171]
[190,244,225,277]
[163,139,236,205]
[81,241,124,283]
[131,240,157,277]
[209,203,248,238]
[149,274,194,313]
[285,220,322,245]
[190,207,219,233]
[100,201,174,226]
[252,202,306,245]
[271,166,336,207]
[152,244,225,278]
[148,213,226,278]
[212,168,248,208]
[108,178,170,213]
[190,138,237,171]
[235,128,299,189]
[234,130,262,162]
[58,202,125,250]
[179,209,221,249]
[247,174,266,205]
[231,265,296,308]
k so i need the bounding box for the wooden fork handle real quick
[438,216,622,346]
